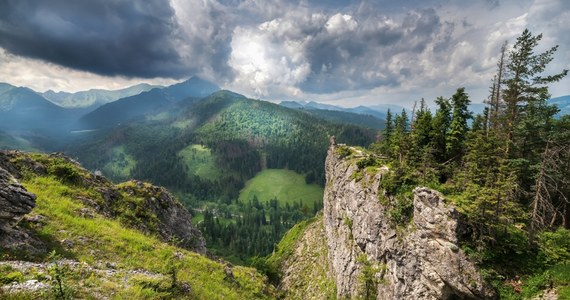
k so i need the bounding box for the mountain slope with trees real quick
[67,90,376,262]
[365,29,569,298]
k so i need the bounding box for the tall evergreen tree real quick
[430,96,451,163]
[446,87,472,162]
[502,29,568,156]
[390,109,410,164]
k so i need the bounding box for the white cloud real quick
[0,48,177,92]
[325,14,358,34]
[227,19,311,98]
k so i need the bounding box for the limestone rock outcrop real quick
[323,145,496,299]
[0,166,36,232]
[117,180,206,253]
[0,163,46,256]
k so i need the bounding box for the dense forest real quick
[368,29,569,292]
[197,196,322,263]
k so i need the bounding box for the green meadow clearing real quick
[238,169,323,206]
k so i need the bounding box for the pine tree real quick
[430,96,451,164]
[486,41,508,131]
[390,109,410,164]
[502,29,568,156]
[446,87,472,162]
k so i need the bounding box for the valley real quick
[0,78,381,264]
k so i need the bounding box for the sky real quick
[0,0,568,107]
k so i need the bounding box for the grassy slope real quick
[178,144,221,181]
[0,153,274,299]
[238,169,323,206]
[266,215,336,299]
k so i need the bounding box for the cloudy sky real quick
[0,0,568,107]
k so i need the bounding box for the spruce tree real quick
[502,29,568,157]
[431,96,451,164]
[446,87,472,162]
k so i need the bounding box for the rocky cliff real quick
[322,144,496,299]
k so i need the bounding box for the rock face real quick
[0,166,36,231]
[0,163,46,256]
[117,181,206,253]
[323,145,496,299]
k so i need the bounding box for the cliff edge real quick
[322,144,496,299]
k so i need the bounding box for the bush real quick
[336,146,352,158]
[356,157,379,169]
[47,163,82,185]
[0,271,23,284]
[538,228,570,266]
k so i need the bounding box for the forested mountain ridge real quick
[0,84,75,134]
[71,90,376,199]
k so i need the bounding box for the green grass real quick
[102,145,136,179]
[495,264,570,299]
[178,144,221,181]
[266,217,317,269]
[238,169,323,206]
[0,153,275,299]
[15,175,274,299]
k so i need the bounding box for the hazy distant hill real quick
[280,100,403,121]
[0,83,75,133]
[42,83,161,110]
[549,95,570,116]
[78,77,220,129]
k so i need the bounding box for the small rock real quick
[61,239,74,249]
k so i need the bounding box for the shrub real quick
[538,228,570,266]
[0,271,24,284]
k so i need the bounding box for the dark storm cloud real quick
[0,0,186,78]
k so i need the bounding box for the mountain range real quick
[42,83,160,111]
[78,76,220,129]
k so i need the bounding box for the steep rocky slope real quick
[322,143,495,299]
[0,151,274,299]
[267,216,337,299]
[322,143,496,299]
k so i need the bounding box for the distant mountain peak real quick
[165,76,220,99]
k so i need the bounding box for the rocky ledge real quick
[323,144,496,299]
[0,166,36,232]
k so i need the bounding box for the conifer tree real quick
[502,29,568,156]
[446,87,472,162]
[430,96,451,163]
[390,109,410,164]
